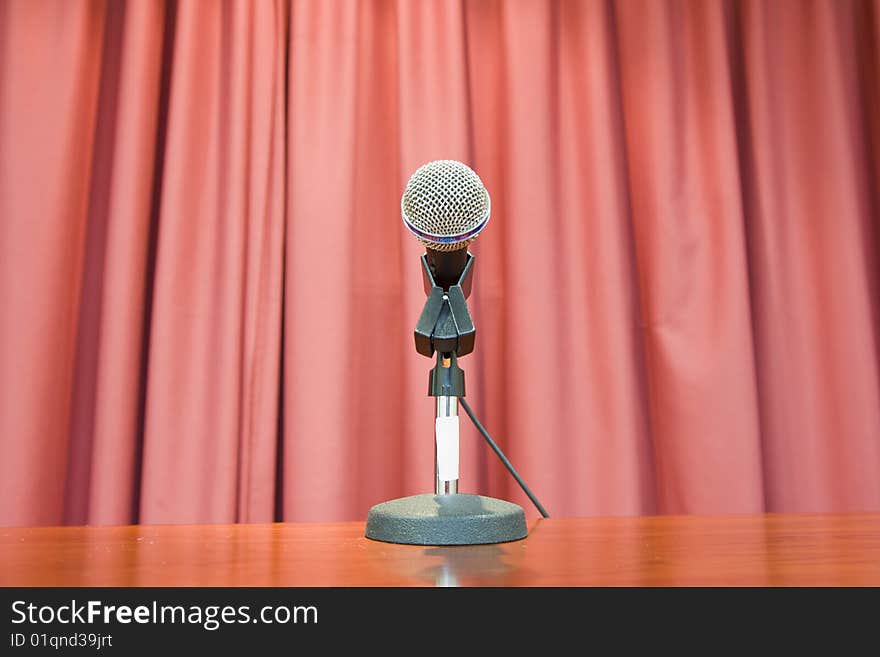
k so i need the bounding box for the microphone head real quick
[401,160,491,252]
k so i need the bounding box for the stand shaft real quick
[435,395,459,495]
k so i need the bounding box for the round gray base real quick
[365,493,527,546]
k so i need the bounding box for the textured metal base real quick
[365,493,527,546]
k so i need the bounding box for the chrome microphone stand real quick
[364,253,527,546]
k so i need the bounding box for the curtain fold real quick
[614,0,766,512]
[0,0,877,526]
[0,1,107,526]
[67,0,166,525]
[737,0,880,510]
[139,0,288,523]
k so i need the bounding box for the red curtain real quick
[1,0,878,526]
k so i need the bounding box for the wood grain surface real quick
[2,513,878,586]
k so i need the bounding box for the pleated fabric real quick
[0,0,877,525]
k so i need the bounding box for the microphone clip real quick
[414,253,476,360]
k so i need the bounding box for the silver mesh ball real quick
[401,160,491,252]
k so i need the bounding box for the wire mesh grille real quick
[401,160,490,251]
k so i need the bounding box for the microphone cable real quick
[459,398,550,518]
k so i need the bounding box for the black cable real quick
[459,398,550,518]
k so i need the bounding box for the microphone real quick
[364,159,528,547]
[401,160,491,289]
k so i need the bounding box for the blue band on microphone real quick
[402,214,490,246]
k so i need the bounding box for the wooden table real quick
[1,513,878,586]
